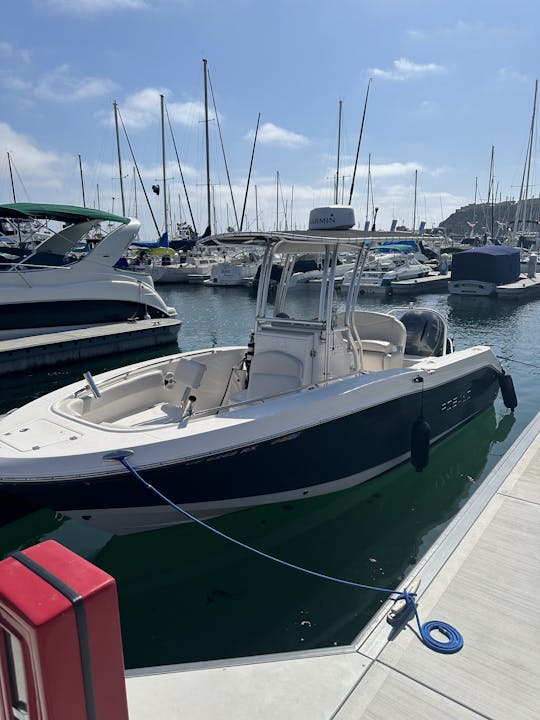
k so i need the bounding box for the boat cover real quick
[0,203,129,225]
[450,246,520,284]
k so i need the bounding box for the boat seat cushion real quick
[174,358,207,389]
[247,373,302,399]
[246,350,304,400]
[361,339,397,354]
[249,350,304,376]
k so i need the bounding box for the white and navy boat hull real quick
[0,349,501,534]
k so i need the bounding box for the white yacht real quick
[0,203,177,339]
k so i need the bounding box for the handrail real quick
[6,262,73,271]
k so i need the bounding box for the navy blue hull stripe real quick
[4,367,500,511]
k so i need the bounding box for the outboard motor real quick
[399,309,446,357]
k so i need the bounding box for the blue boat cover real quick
[450,246,520,284]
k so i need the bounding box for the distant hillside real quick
[440,198,540,238]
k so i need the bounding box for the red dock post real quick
[0,539,129,719]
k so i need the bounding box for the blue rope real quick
[399,589,463,654]
[117,455,463,653]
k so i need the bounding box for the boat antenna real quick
[207,68,240,231]
[164,104,198,236]
[113,101,126,216]
[348,77,372,206]
[117,106,161,235]
[335,99,342,204]
[240,112,260,231]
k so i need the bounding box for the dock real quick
[0,318,181,375]
[125,411,540,719]
[496,274,540,299]
[391,272,450,295]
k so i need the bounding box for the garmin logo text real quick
[308,206,356,231]
[312,213,336,225]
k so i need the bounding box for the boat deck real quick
[390,272,451,295]
[496,274,540,299]
[125,410,540,719]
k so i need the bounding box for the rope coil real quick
[112,453,463,654]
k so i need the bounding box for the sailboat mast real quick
[365,153,371,230]
[348,77,372,206]
[276,171,279,230]
[335,99,342,204]
[113,101,126,216]
[203,58,211,234]
[160,94,168,237]
[7,152,16,203]
[488,145,495,238]
[133,166,138,216]
[255,185,259,231]
[240,112,260,231]
[522,79,537,232]
[412,169,418,231]
[78,154,86,207]
[469,176,478,237]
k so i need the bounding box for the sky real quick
[0,0,538,239]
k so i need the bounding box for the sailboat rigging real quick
[240,112,260,231]
[115,104,161,237]
[207,67,240,231]
[348,77,372,206]
[514,79,538,238]
[113,101,126,217]
[203,58,211,236]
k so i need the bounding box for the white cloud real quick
[339,161,424,180]
[496,67,529,84]
[0,41,31,64]
[419,99,437,113]
[99,88,208,130]
[0,123,69,196]
[0,64,116,103]
[406,21,516,44]
[0,74,33,93]
[371,58,445,81]
[45,0,148,14]
[246,122,309,148]
[33,65,117,102]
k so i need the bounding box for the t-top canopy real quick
[204,229,423,254]
[0,203,130,225]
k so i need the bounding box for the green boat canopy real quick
[0,203,130,225]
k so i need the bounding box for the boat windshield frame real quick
[208,232,373,377]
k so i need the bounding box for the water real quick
[0,284,537,669]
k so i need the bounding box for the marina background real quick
[1,1,539,238]
[0,284,536,669]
